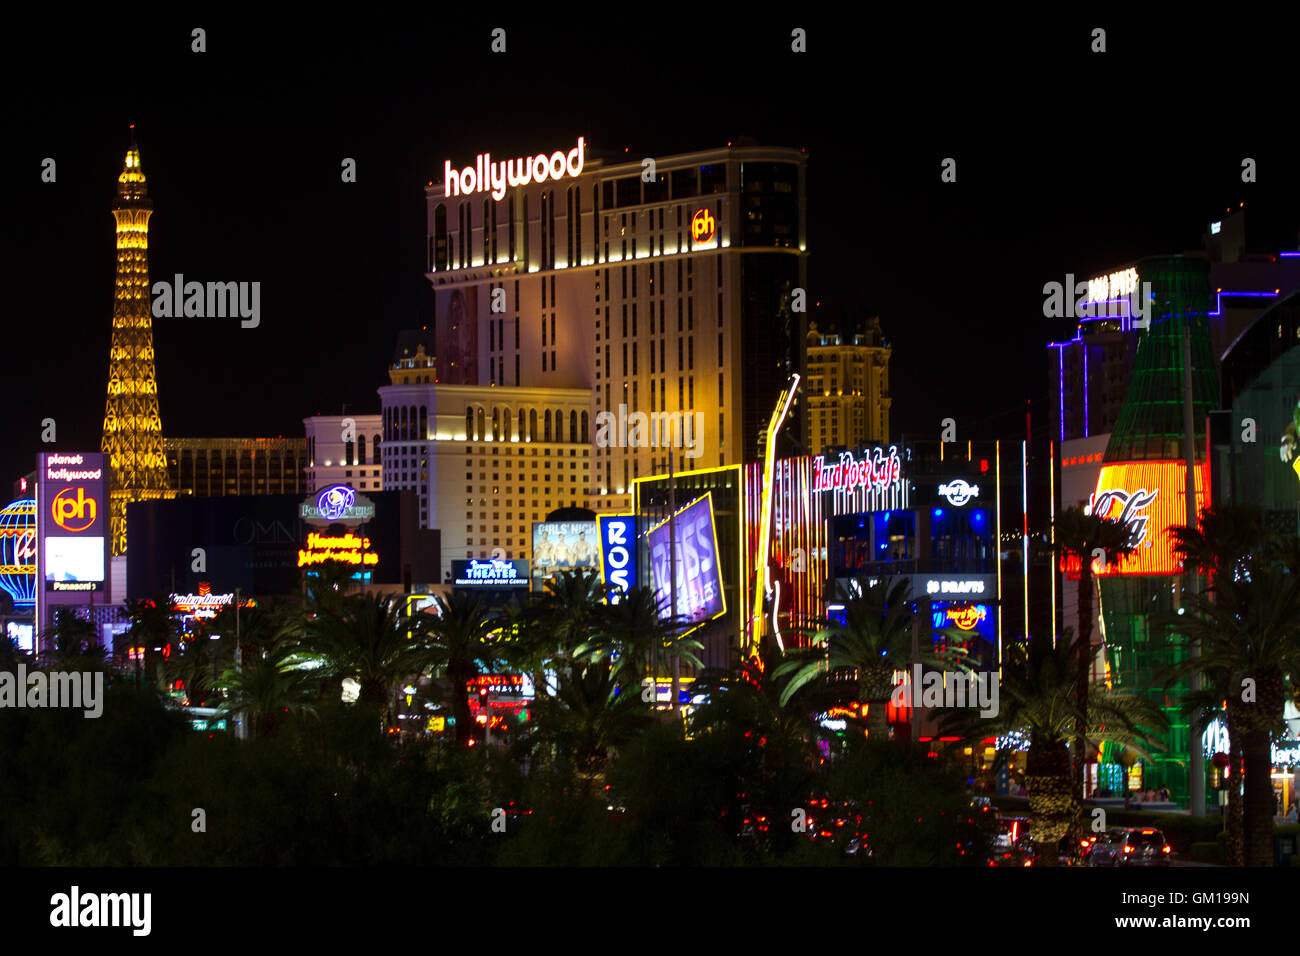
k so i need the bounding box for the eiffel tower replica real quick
[102,128,172,556]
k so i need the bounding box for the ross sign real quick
[297,531,379,567]
[937,479,980,506]
[647,494,726,630]
[443,137,586,201]
[39,453,107,593]
[691,208,716,244]
[1085,461,1209,576]
[452,558,529,589]
[598,514,638,597]
[813,446,902,495]
[300,485,376,526]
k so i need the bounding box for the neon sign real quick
[944,604,987,630]
[691,208,716,244]
[1086,267,1139,303]
[300,486,375,526]
[937,479,979,507]
[297,532,379,567]
[451,559,529,588]
[443,137,586,201]
[812,446,902,494]
[1082,461,1208,576]
[50,487,99,533]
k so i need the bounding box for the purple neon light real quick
[1208,290,1280,317]
[1058,345,1065,442]
[1280,252,1300,258]
[1083,342,1089,437]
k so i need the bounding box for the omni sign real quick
[443,137,586,201]
[691,208,716,244]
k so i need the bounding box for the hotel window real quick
[650,379,655,408]
[632,303,637,336]
[622,343,627,375]
[678,378,684,407]
[509,200,516,260]
[514,355,520,383]
[678,339,684,370]
[677,299,683,332]
[522,195,530,267]
[632,343,638,374]
[717,253,722,287]
[688,377,694,406]
[659,340,665,371]
[688,297,694,330]
[621,266,627,298]
[622,304,627,337]
[687,259,693,291]
[593,186,600,259]
[688,338,694,370]
[718,293,723,326]
[550,314,555,343]
[718,372,724,404]
[650,342,655,374]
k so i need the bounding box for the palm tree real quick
[773,576,921,742]
[215,642,320,740]
[425,590,507,747]
[123,594,182,686]
[940,634,1167,865]
[1155,516,1300,866]
[302,592,432,730]
[1049,506,1137,816]
[578,586,703,700]
[303,559,360,617]
[522,660,656,795]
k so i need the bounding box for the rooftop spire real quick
[117,125,149,207]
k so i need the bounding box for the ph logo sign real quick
[691,209,716,244]
[51,488,97,533]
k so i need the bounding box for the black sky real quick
[5,10,1298,490]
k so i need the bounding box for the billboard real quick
[531,521,600,581]
[1085,460,1209,576]
[648,494,725,630]
[435,286,478,384]
[452,558,530,589]
[39,452,108,592]
[598,514,638,596]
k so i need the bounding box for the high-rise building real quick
[101,131,172,554]
[378,329,590,564]
[164,437,307,497]
[805,317,891,453]
[1049,206,1299,443]
[303,415,383,493]
[423,139,808,520]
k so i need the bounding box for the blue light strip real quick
[1207,290,1279,317]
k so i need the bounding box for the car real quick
[1085,827,1130,866]
[990,816,1035,866]
[1114,827,1172,867]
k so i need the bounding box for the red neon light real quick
[812,447,901,494]
[1062,460,1210,577]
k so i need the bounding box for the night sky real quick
[7,11,1297,491]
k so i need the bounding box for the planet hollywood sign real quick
[443,137,586,201]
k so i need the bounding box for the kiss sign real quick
[813,446,903,494]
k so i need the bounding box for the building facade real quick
[164,437,307,497]
[304,414,383,493]
[805,317,891,452]
[424,139,808,523]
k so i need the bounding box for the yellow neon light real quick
[751,374,800,655]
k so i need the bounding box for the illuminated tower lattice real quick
[101,131,171,555]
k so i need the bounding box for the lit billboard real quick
[598,514,638,596]
[452,558,530,589]
[1085,460,1209,576]
[648,494,725,630]
[39,452,108,592]
[532,520,600,581]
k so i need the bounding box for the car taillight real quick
[1162,845,1171,854]
[1023,860,1033,867]
[1080,840,1091,847]
[1123,845,1134,853]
